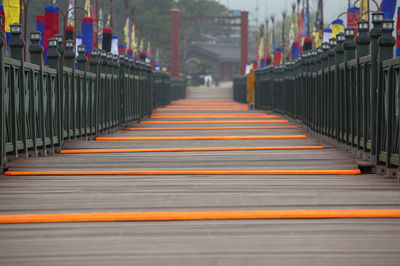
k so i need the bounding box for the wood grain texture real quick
[0,86,399,265]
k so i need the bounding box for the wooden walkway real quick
[1,85,400,265]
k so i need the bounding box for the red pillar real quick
[171,9,180,77]
[240,10,249,75]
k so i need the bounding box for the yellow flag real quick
[124,17,129,47]
[3,0,20,32]
[312,27,322,47]
[85,0,91,17]
[360,0,369,20]
[139,39,143,52]
[331,19,344,38]
[258,36,265,59]
[106,13,110,27]
[147,41,151,57]
[130,24,136,52]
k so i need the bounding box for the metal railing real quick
[234,15,400,177]
[0,26,186,172]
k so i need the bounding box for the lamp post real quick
[76,44,87,71]
[377,19,396,173]
[335,32,345,144]
[356,19,371,159]
[282,11,287,64]
[343,28,356,149]
[64,40,75,68]
[28,31,43,65]
[327,37,336,137]
[369,11,384,165]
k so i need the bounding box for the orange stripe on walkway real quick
[4,169,361,176]
[150,115,280,119]
[124,126,298,131]
[165,106,248,109]
[156,108,249,111]
[0,209,397,224]
[152,113,268,116]
[60,146,324,154]
[95,135,306,141]
[140,120,289,124]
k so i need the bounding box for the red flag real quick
[347,7,360,38]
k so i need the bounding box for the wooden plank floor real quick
[1,85,400,265]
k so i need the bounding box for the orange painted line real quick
[140,120,289,124]
[162,106,248,108]
[172,99,233,101]
[1,208,397,224]
[156,108,249,111]
[4,169,361,176]
[124,126,298,131]
[95,135,306,141]
[152,113,268,116]
[60,146,324,154]
[150,115,281,119]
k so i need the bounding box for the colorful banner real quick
[111,34,119,55]
[347,7,360,37]
[382,0,397,19]
[36,15,45,47]
[82,17,94,58]
[291,42,300,60]
[331,19,344,38]
[102,27,112,52]
[44,5,59,51]
[396,7,400,57]
[323,28,332,43]
[67,0,75,26]
[0,3,5,33]
[3,0,20,32]
[274,48,282,66]
[360,0,369,20]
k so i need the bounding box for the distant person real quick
[214,74,220,88]
[204,74,212,87]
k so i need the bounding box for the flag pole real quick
[306,0,309,37]
[282,11,286,63]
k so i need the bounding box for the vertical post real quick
[282,11,286,64]
[171,9,180,78]
[0,17,4,172]
[369,11,383,165]
[240,10,249,75]
[9,23,26,157]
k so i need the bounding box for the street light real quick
[77,44,86,55]
[48,38,58,49]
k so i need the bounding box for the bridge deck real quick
[1,85,400,265]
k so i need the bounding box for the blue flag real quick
[382,0,397,19]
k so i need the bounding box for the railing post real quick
[76,45,88,138]
[63,40,75,141]
[46,38,59,152]
[55,34,65,146]
[9,23,27,157]
[369,11,384,165]
[335,33,345,145]
[321,43,330,136]
[356,20,371,160]
[343,28,356,150]
[328,38,337,139]
[89,48,100,137]
[376,19,395,175]
[0,16,4,172]
[28,32,43,156]
[118,53,126,125]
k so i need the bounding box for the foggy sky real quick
[217,0,349,26]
